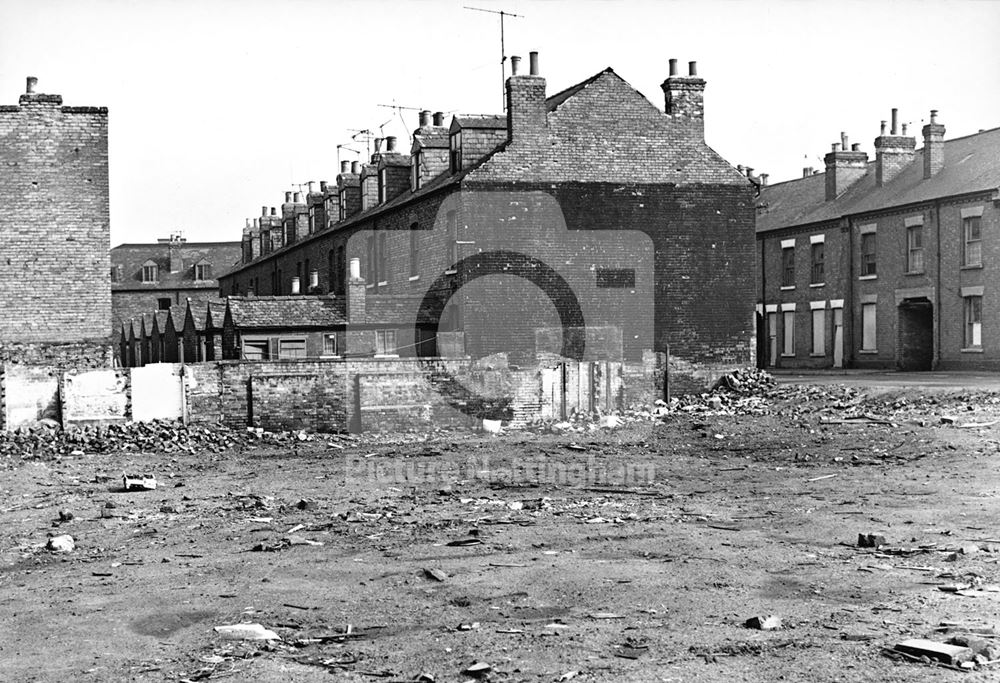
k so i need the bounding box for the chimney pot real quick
[308,181,315,194]
[761,173,769,186]
[340,160,350,173]
[880,120,887,135]
[688,61,697,77]
[433,111,444,126]
[510,55,521,75]
[320,180,328,192]
[832,143,840,152]
[293,191,301,203]
[668,58,678,76]
[891,108,899,135]
[841,132,848,150]
[803,167,810,178]
[25,76,37,94]
[351,161,360,174]
[930,109,938,124]
[253,218,259,229]
[529,51,539,75]
[419,109,431,127]
[851,143,860,151]
[285,191,292,203]
[374,137,383,153]
[386,135,397,152]
[261,205,268,216]
[737,164,745,174]
[901,123,908,136]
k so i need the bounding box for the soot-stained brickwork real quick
[0,78,110,346]
[218,56,756,391]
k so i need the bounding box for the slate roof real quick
[226,296,348,329]
[111,241,242,290]
[757,126,1000,233]
[453,114,506,130]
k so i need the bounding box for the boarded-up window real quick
[782,311,795,356]
[965,296,982,348]
[862,303,877,351]
[278,338,306,359]
[812,309,825,355]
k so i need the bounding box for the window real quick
[323,334,338,356]
[110,265,122,282]
[242,339,269,361]
[278,338,307,359]
[410,223,419,277]
[157,297,171,310]
[450,131,462,172]
[810,243,824,284]
[860,232,877,276]
[964,216,982,267]
[339,190,347,221]
[906,225,924,273]
[446,210,459,271]
[195,263,211,281]
[861,303,877,351]
[377,232,388,284]
[328,249,337,293]
[965,296,983,348]
[308,207,316,234]
[336,246,345,294]
[378,168,387,204]
[376,330,397,356]
[596,268,636,288]
[811,309,825,355]
[412,152,421,190]
[782,311,794,356]
[142,261,158,282]
[781,247,795,287]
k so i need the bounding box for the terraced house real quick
[756,110,1000,370]
[219,54,757,392]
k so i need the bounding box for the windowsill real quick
[374,353,399,359]
[961,347,984,353]
[810,353,826,358]
[905,270,925,276]
[961,264,983,270]
[444,269,457,276]
[378,281,388,287]
[780,353,795,358]
[858,349,878,355]
[409,275,420,281]
[858,275,877,281]
[809,282,825,288]
[779,285,795,291]
[365,284,374,289]
[320,354,341,359]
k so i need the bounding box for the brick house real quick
[111,234,241,337]
[219,55,757,392]
[756,110,1000,370]
[0,77,111,361]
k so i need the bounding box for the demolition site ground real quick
[4,375,1000,682]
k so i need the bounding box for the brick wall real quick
[0,89,110,344]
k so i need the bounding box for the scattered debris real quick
[858,533,888,548]
[462,662,491,677]
[213,623,280,641]
[424,568,448,582]
[892,638,973,666]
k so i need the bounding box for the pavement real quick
[770,368,1000,391]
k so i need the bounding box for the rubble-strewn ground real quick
[5,375,1000,682]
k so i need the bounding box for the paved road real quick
[770,369,1000,391]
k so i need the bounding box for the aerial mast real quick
[464,6,524,111]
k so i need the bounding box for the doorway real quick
[897,298,933,371]
[767,312,778,367]
[832,308,844,368]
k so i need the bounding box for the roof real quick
[413,132,449,150]
[545,68,611,112]
[757,126,1000,233]
[111,240,242,291]
[452,115,506,130]
[225,296,348,328]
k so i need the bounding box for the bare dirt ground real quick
[5,379,1000,682]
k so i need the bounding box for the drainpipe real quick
[933,199,942,370]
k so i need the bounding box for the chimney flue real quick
[529,51,539,75]
[25,76,37,94]
[419,110,431,127]
[511,55,521,75]
[668,58,678,76]
[433,111,444,126]
[340,160,350,174]
[386,135,397,152]
[891,108,899,135]
[688,61,697,77]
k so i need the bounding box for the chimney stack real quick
[824,134,868,200]
[433,111,444,126]
[922,109,946,179]
[168,233,185,273]
[661,57,706,139]
[506,51,547,144]
[874,108,916,187]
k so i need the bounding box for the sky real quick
[1,0,999,246]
